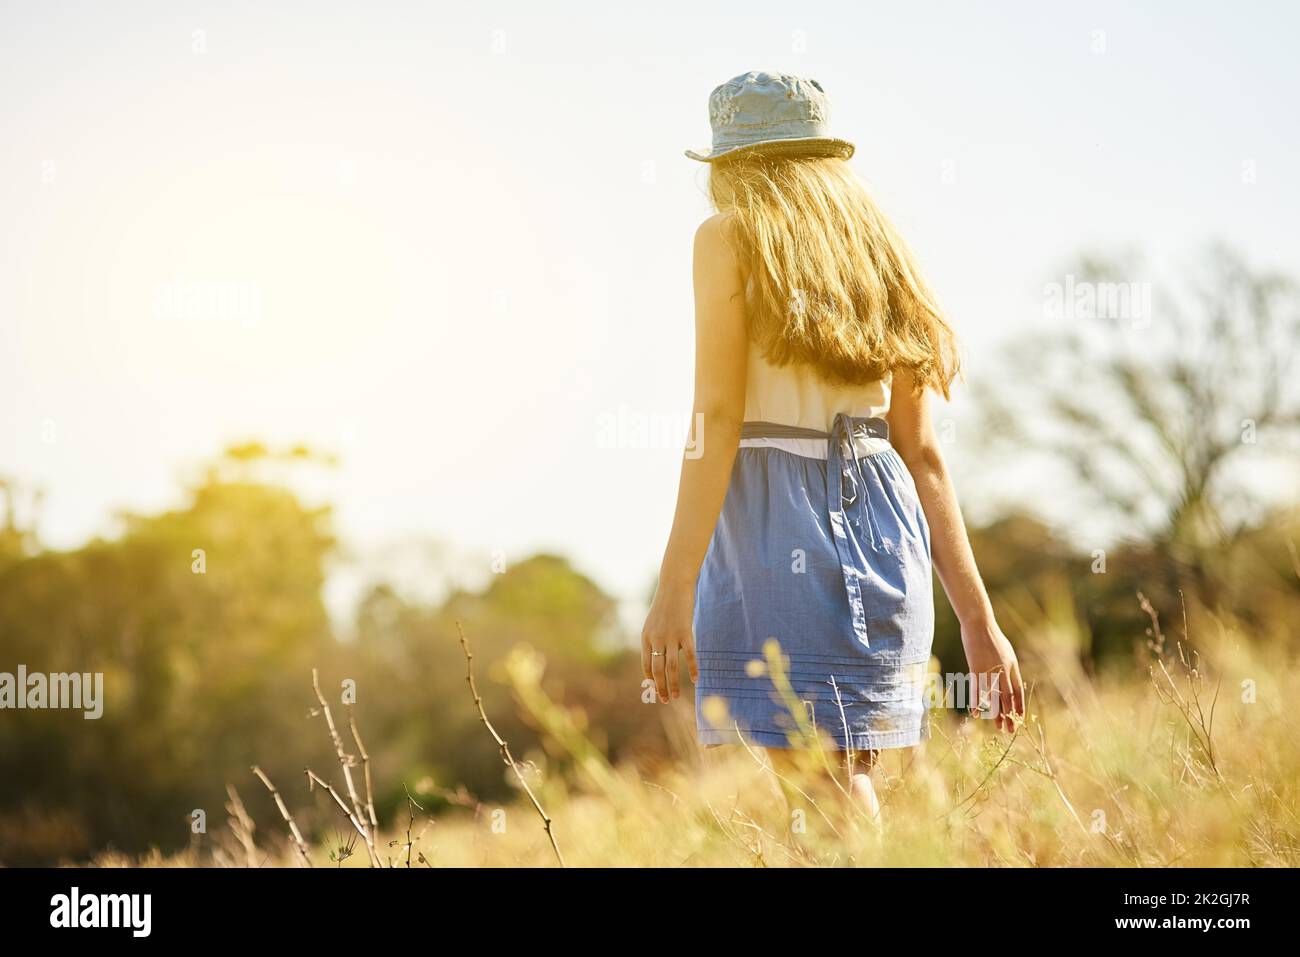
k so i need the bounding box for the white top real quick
[740,341,892,459]
[743,340,891,430]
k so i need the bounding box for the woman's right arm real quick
[887,369,1025,730]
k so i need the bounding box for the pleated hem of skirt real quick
[697,720,929,752]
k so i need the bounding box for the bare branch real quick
[251,765,312,868]
[455,620,565,867]
[348,708,379,832]
[306,768,381,865]
[224,783,259,868]
[310,669,381,866]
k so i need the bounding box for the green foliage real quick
[0,452,335,863]
[0,455,645,863]
[1,435,1297,864]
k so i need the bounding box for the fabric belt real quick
[740,414,891,648]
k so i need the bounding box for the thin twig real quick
[310,669,381,865]
[251,765,313,868]
[305,769,380,866]
[1023,719,1090,838]
[830,676,854,782]
[456,620,565,867]
[389,783,431,869]
[734,725,845,840]
[224,783,259,868]
[945,724,1021,817]
[348,708,379,832]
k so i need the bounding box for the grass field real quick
[87,598,1300,869]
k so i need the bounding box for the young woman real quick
[642,71,1024,813]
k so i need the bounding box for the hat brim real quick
[685,136,855,163]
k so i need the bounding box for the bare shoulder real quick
[692,212,742,281]
[694,211,737,249]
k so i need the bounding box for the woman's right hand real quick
[641,584,699,703]
[960,616,1025,733]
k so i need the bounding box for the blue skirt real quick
[694,415,935,751]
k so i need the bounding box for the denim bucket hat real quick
[685,71,855,162]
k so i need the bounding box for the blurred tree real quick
[0,479,42,571]
[344,553,640,818]
[941,513,1079,666]
[0,445,336,863]
[977,244,1300,618]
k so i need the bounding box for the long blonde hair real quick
[708,152,960,397]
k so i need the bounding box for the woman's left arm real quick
[642,214,748,704]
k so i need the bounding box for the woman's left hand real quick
[641,585,699,703]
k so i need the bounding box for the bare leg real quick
[766,747,881,824]
[845,750,882,825]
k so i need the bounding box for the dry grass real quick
[92,605,1300,868]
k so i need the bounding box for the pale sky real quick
[2,1,1297,627]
